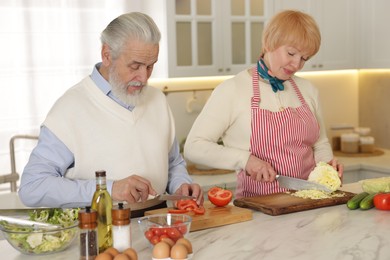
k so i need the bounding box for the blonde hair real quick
[261,10,321,58]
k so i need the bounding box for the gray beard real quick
[108,67,147,107]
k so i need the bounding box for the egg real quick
[170,243,188,259]
[113,253,131,260]
[176,238,193,254]
[152,241,171,259]
[104,247,120,257]
[123,248,138,260]
[95,252,114,260]
[160,237,175,248]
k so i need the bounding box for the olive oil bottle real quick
[91,170,113,253]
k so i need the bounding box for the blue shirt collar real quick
[90,63,135,111]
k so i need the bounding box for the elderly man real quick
[19,12,203,216]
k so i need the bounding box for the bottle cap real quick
[95,170,106,177]
[112,203,131,225]
[78,206,97,229]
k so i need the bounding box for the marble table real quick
[1,183,389,259]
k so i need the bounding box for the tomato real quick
[168,199,206,215]
[177,199,198,210]
[144,230,153,241]
[193,206,205,215]
[168,209,188,214]
[151,227,163,237]
[166,227,183,241]
[174,221,187,234]
[208,186,233,207]
[373,193,390,210]
[150,235,161,245]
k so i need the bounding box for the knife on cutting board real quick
[276,175,332,192]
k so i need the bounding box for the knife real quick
[276,175,332,193]
[148,194,196,201]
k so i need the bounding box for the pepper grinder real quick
[78,206,98,260]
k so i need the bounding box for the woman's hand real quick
[245,155,277,182]
[112,175,157,204]
[328,158,344,182]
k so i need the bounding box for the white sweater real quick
[44,76,175,195]
[184,69,333,171]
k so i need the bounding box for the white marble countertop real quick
[1,182,390,259]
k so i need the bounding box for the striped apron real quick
[236,68,320,198]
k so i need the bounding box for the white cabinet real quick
[272,0,357,71]
[358,0,390,68]
[165,0,271,77]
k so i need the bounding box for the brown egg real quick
[95,252,113,260]
[113,253,131,260]
[104,247,120,257]
[176,238,193,254]
[152,241,171,259]
[123,248,138,260]
[160,237,175,248]
[170,243,188,259]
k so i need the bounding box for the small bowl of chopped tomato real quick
[138,213,192,247]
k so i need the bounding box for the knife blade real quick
[276,175,332,193]
[150,194,196,201]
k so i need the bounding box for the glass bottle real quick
[91,170,112,253]
[79,206,98,260]
[112,202,131,252]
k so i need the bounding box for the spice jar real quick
[360,136,375,153]
[341,133,359,153]
[112,203,131,252]
[79,206,98,260]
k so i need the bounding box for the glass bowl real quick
[138,213,192,246]
[0,222,78,255]
[0,209,79,256]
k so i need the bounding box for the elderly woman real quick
[184,10,343,198]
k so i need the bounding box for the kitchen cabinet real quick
[358,0,390,68]
[272,0,357,71]
[165,0,271,77]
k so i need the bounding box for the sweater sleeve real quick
[184,78,251,171]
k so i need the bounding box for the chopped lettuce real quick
[1,208,79,254]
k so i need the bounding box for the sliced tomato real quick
[193,206,205,215]
[374,192,390,210]
[170,199,205,215]
[208,187,233,207]
[168,209,188,214]
[177,199,197,210]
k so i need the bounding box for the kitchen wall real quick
[359,70,390,149]
[149,70,360,147]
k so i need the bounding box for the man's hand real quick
[244,155,277,182]
[175,183,204,206]
[112,175,157,204]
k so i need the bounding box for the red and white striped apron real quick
[236,68,320,198]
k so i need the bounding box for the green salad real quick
[0,208,79,254]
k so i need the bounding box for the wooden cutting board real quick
[233,190,356,216]
[144,201,253,231]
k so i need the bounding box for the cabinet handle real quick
[225,68,231,72]
[318,64,323,68]
[312,64,317,68]
[218,68,223,72]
